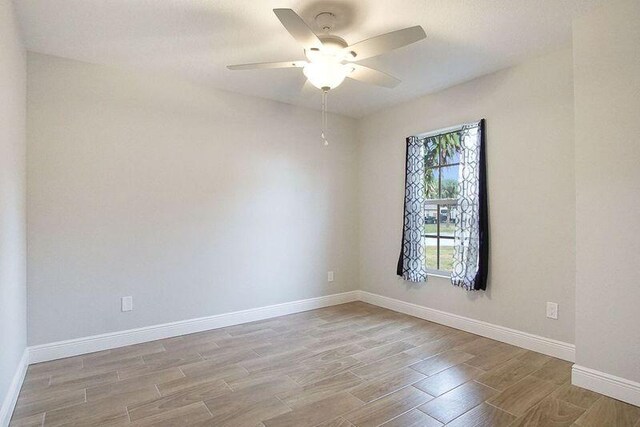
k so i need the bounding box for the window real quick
[423,130,462,275]
[397,119,486,289]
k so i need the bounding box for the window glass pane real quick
[425,137,439,168]
[439,132,461,165]
[424,204,438,235]
[439,165,459,199]
[426,237,438,270]
[425,167,439,199]
[438,205,456,238]
[438,238,455,271]
[421,130,462,274]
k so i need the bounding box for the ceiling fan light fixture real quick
[227,8,426,146]
[303,61,352,90]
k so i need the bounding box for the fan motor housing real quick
[318,35,348,50]
[306,34,349,63]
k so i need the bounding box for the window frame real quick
[419,124,465,277]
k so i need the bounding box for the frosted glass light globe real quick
[303,62,351,90]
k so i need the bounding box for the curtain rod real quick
[412,120,480,139]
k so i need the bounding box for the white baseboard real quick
[29,291,359,364]
[0,349,28,427]
[357,291,576,362]
[572,365,640,407]
[28,289,576,364]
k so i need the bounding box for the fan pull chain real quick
[321,89,329,146]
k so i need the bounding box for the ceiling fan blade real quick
[227,61,306,70]
[273,9,323,49]
[344,26,426,61]
[347,64,400,88]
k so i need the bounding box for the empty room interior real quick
[2,0,640,426]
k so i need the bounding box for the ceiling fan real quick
[227,8,427,92]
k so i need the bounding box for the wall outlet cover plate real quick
[546,302,558,319]
[122,296,133,312]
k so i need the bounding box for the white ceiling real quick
[16,0,602,117]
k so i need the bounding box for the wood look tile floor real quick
[10,302,640,427]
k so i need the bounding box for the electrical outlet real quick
[121,296,133,312]
[327,271,334,282]
[546,302,558,319]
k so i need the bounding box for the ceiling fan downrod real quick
[321,88,329,146]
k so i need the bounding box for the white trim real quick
[0,349,28,427]
[424,198,457,205]
[414,120,479,139]
[572,365,640,407]
[415,124,464,139]
[426,269,452,279]
[357,291,575,362]
[28,291,359,364]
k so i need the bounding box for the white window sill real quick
[426,270,451,279]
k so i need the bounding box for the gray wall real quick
[356,48,576,344]
[573,0,640,383]
[26,48,578,348]
[0,0,27,412]
[27,53,359,345]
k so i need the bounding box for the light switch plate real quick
[327,271,334,282]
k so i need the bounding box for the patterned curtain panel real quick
[451,119,489,291]
[396,136,428,282]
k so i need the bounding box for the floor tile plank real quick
[510,396,585,427]
[486,375,558,416]
[352,340,415,364]
[343,386,432,427]
[130,401,213,426]
[465,343,527,371]
[446,402,515,427]
[380,408,442,427]
[262,392,363,427]
[350,352,422,380]
[8,412,45,427]
[409,349,475,376]
[349,367,426,403]
[277,372,363,409]
[314,417,356,427]
[127,379,231,421]
[531,358,573,385]
[289,356,364,386]
[476,352,549,391]
[203,375,301,424]
[413,363,485,397]
[12,389,86,421]
[574,396,640,426]
[550,383,601,409]
[155,365,246,396]
[42,399,130,427]
[87,368,184,401]
[418,380,498,424]
[204,397,290,427]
